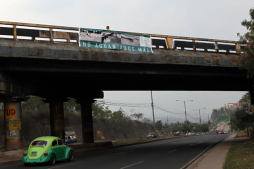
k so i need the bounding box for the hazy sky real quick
[0,0,252,122]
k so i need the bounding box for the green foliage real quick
[64,98,80,114]
[22,96,49,112]
[92,103,112,118]
[194,124,201,133]
[111,108,128,120]
[230,108,253,130]
[155,120,163,131]
[130,113,144,121]
[241,92,251,112]
[200,123,209,132]
[238,8,254,78]
[171,125,180,132]
[181,124,192,133]
[142,118,152,124]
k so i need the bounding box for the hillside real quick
[0,111,153,147]
[209,108,233,132]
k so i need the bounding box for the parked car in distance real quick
[23,136,73,166]
[220,131,224,134]
[173,131,180,136]
[65,136,77,144]
[147,133,155,138]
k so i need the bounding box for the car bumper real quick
[23,155,51,163]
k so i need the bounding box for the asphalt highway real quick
[3,134,228,169]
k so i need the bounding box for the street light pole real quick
[150,91,156,137]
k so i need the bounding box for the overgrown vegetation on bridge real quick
[239,7,254,78]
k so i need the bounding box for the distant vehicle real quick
[224,131,228,134]
[174,131,180,136]
[23,136,73,166]
[65,136,77,144]
[220,131,224,134]
[147,133,155,138]
[186,132,195,135]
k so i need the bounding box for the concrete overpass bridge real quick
[0,21,251,150]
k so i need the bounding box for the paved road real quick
[3,134,228,169]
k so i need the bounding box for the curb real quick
[179,134,230,169]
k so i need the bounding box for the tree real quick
[181,124,192,133]
[171,125,180,132]
[238,8,254,78]
[200,123,209,132]
[194,124,201,133]
[92,103,112,118]
[22,96,48,112]
[64,98,78,114]
[142,118,152,124]
[111,107,126,119]
[130,113,144,121]
[156,120,163,132]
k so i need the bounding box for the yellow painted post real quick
[215,42,218,52]
[13,25,17,40]
[236,43,241,54]
[49,28,53,42]
[192,40,196,51]
[166,37,173,49]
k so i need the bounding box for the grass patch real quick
[235,130,247,138]
[223,140,254,169]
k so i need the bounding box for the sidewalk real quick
[187,134,250,169]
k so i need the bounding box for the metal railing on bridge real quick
[0,21,244,54]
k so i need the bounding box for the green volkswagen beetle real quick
[23,136,73,166]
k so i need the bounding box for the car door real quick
[57,139,65,160]
[51,140,62,160]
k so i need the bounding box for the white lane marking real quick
[48,161,82,169]
[167,149,177,153]
[118,150,133,154]
[120,161,144,169]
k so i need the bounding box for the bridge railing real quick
[0,21,244,53]
[0,21,79,43]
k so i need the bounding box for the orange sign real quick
[9,119,21,130]
[54,106,63,117]
[97,131,105,139]
[5,106,16,119]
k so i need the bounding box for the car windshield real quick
[31,140,47,146]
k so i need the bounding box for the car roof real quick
[33,136,61,142]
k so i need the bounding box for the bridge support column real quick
[79,99,94,143]
[48,101,65,141]
[4,100,23,151]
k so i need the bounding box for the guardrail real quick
[0,21,244,53]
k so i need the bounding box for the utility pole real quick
[199,109,201,124]
[193,108,205,124]
[150,91,157,137]
[177,100,193,135]
[184,101,187,124]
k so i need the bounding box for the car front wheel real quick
[49,154,56,165]
[67,150,73,161]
